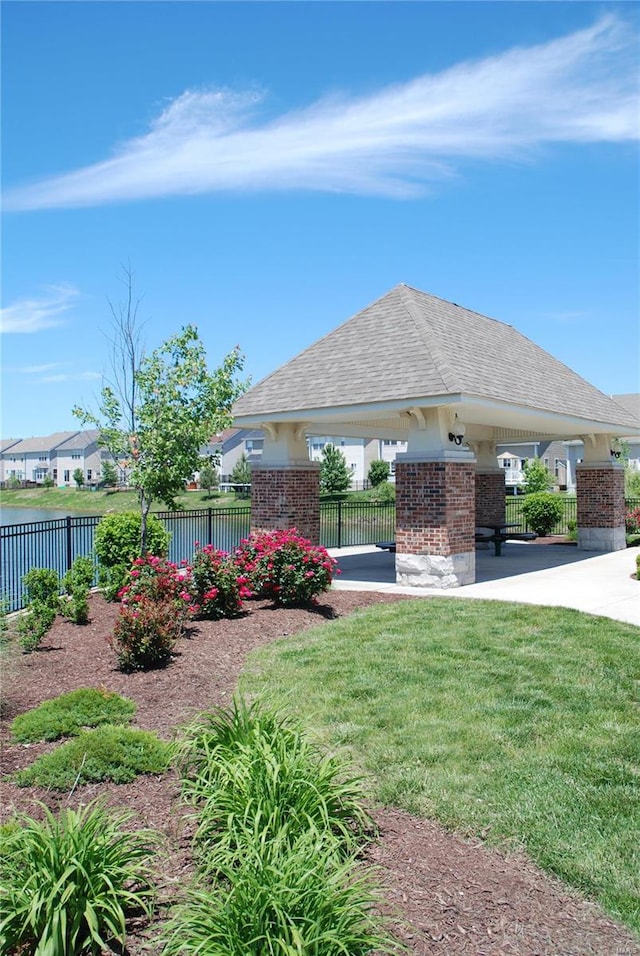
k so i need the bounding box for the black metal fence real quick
[3,496,638,613]
[1,501,395,612]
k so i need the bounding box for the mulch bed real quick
[2,591,639,956]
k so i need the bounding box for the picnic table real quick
[474,523,536,556]
[376,525,537,559]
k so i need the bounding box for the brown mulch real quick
[2,591,638,956]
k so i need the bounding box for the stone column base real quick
[578,527,626,552]
[396,550,475,588]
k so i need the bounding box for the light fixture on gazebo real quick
[448,414,466,446]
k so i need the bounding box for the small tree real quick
[199,459,219,496]
[320,444,351,496]
[72,468,85,490]
[522,457,553,494]
[100,460,118,488]
[368,459,390,487]
[230,452,251,495]
[520,492,564,536]
[73,270,246,552]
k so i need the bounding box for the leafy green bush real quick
[13,725,172,789]
[520,492,564,536]
[11,688,136,743]
[522,457,553,493]
[190,545,250,619]
[161,832,391,956]
[234,529,337,607]
[16,567,60,653]
[177,700,371,868]
[320,443,352,496]
[368,459,390,487]
[0,800,157,955]
[166,700,392,955]
[370,480,396,502]
[94,511,170,601]
[60,555,95,624]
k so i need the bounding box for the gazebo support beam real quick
[395,408,477,588]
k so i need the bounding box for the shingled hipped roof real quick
[233,285,639,438]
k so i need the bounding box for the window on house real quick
[87,470,92,480]
[64,470,70,483]
[38,455,48,462]
[53,469,58,480]
[71,452,81,460]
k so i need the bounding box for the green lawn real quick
[0,487,248,514]
[241,598,640,934]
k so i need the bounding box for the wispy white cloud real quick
[3,14,638,211]
[11,363,63,374]
[41,371,102,383]
[0,284,80,333]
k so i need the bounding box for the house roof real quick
[610,394,640,426]
[0,438,22,453]
[5,432,81,455]
[233,285,639,440]
[56,429,100,451]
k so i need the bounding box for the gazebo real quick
[232,285,639,588]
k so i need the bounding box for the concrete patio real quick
[329,542,640,627]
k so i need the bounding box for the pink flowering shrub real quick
[110,555,193,671]
[190,545,251,620]
[111,596,184,671]
[625,507,640,535]
[235,529,338,607]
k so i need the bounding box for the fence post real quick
[337,500,343,549]
[207,508,213,547]
[65,515,73,573]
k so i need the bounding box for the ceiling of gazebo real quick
[233,285,640,443]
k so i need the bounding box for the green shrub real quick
[167,699,392,956]
[234,529,337,607]
[566,517,578,542]
[520,492,564,536]
[13,725,172,790]
[161,833,392,956]
[368,459,390,487]
[16,567,60,653]
[22,567,60,607]
[190,545,250,619]
[94,511,170,601]
[177,700,371,867]
[522,457,553,493]
[60,555,95,624]
[370,480,396,502]
[11,688,136,743]
[0,800,157,955]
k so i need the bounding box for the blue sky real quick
[2,1,638,440]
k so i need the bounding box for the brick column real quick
[395,459,476,587]
[576,464,626,551]
[250,464,320,544]
[475,469,506,528]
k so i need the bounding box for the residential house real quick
[0,438,23,483]
[53,430,103,487]
[0,430,110,487]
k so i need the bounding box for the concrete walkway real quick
[329,542,640,627]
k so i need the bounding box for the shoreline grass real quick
[241,597,640,934]
[0,486,248,515]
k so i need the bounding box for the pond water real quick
[0,506,86,526]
